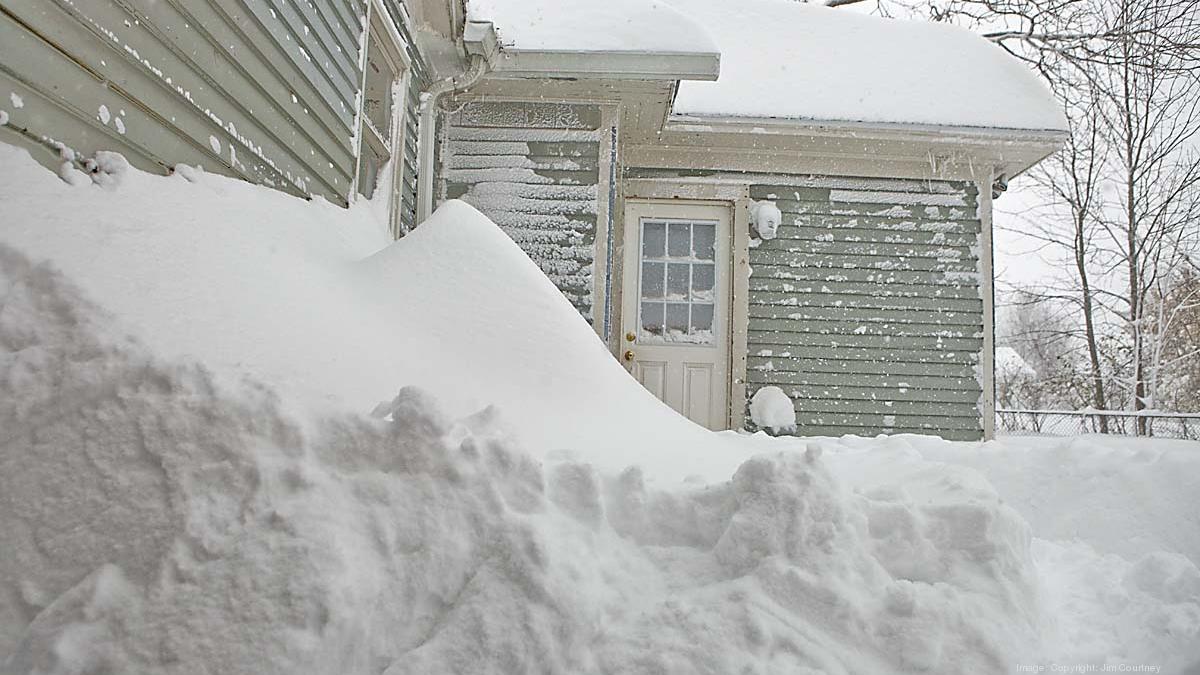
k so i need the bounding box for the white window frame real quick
[353,0,412,238]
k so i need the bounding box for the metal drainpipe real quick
[416,54,489,222]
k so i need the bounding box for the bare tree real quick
[884,0,1200,426]
[1017,90,1114,426]
[1092,0,1200,428]
[1149,267,1200,411]
[997,291,1094,409]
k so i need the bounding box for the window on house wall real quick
[356,10,406,221]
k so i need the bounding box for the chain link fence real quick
[996,409,1200,440]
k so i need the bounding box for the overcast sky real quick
[992,177,1062,298]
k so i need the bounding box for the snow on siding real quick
[439,102,603,322]
[0,0,376,204]
[744,178,986,441]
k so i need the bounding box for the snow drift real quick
[0,241,1043,673]
[2,145,1197,673]
[0,144,736,485]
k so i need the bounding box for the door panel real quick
[635,361,668,401]
[622,201,731,430]
[683,363,714,423]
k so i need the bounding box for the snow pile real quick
[749,385,796,434]
[466,0,718,55]
[829,434,1200,672]
[0,143,733,485]
[2,146,1196,673]
[0,241,1045,673]
[1033,540,1200,670]
[912,435,1200,567]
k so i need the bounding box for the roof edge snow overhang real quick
[659,114,1068,179]
[666,114,1067,148]
[489,49,721,81]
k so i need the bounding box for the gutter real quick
[489,49,721,82]
[661,114,1067,181]
[416,21,498,222]
[664,114,1069,146]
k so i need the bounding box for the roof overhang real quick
[632,114,1068,181]
[489,50,721,81]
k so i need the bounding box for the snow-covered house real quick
[0,0,1066,440]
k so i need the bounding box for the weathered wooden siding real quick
[746,178,985,440]
[0,0,366,203]
[439,101,603,320]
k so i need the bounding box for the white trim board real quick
[976,168,998,441]
[490,49,720,82]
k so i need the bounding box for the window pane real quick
[693,223,716,261]
[642,221,665,258]
[665,303,689,336]
[691,303,714,337]
[668,222,691,257]
[691,263,715,301]
[641,262,664,299]
[640,302,664,337]
[666,263,689,301]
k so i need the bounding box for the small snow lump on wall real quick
[750,200,782,240]
[750,385,796,434]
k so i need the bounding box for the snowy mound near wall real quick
[0,241,1044,673]
[0,144,736,484]
[2,145,1198,673]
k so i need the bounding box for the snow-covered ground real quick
[2,145,1197,673]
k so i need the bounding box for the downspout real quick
[416,22,497,222]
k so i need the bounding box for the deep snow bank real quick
[826,434,1200,672]
[911,434,1200,564]
[0,146,1055,673]
[0,243,1047,673]
[2,145,1197,673]
[0,144,738,485]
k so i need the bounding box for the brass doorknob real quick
[625,332,636,342]
[623,350,635,362]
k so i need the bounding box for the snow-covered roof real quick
[466,0,718,55]
[670,0,1066,131]
[467,0,1067,132]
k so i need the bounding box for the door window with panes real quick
[638,219,718,344]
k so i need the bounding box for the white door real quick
[621,201,731,430]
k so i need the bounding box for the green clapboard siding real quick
[438,101,602,321]
[0,0,365,203]
[746,178,985,440]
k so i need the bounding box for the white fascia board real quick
[490,50,721,81]
[664,114,1066,177]
[666,114,1066,146]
